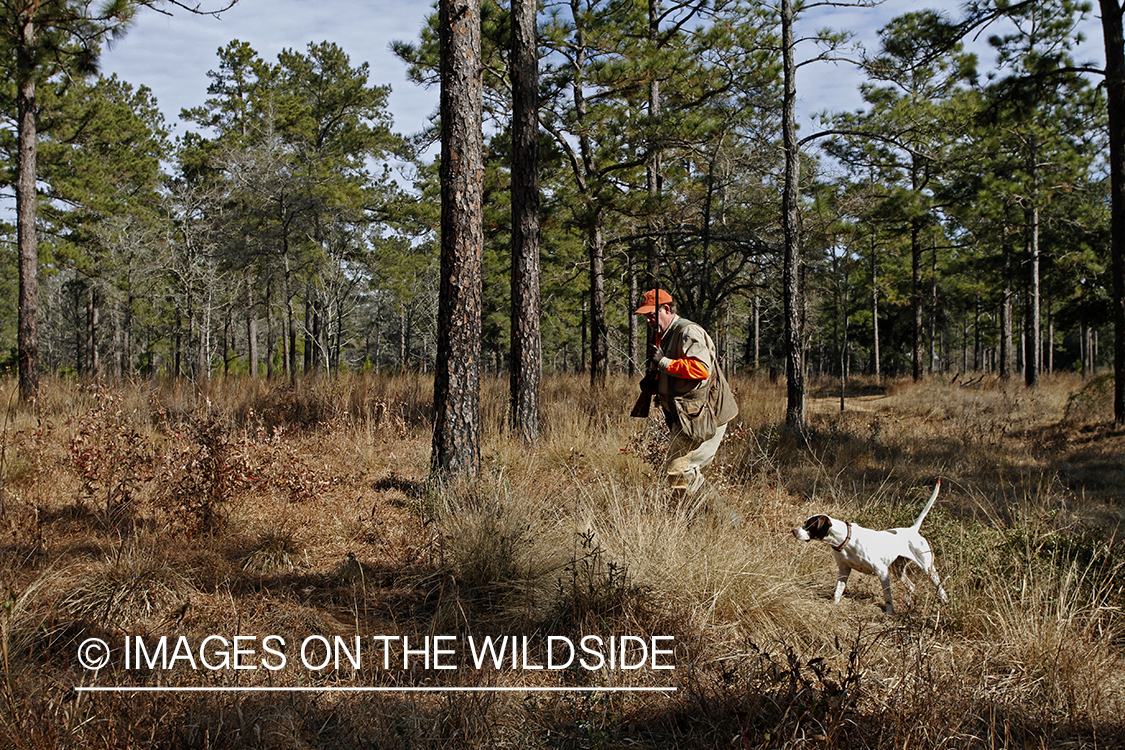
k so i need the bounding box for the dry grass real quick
[0,371,1123,748]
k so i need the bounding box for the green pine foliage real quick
[0,0,1116,383]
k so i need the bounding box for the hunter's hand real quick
[650,345,665,366]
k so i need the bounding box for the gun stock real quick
[630,370,659,418]
[630,389,652,418]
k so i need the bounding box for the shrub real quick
[156,408,251,535]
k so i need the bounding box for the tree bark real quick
[588,212,607,388]
[581,300,587,372]
[567,0,608,388]
[644,0,663,360]
[313,299,324,373]
[929,241,938,373]
[245,267,258,377]
[399,308,407,367]
[16,9,39,403]
[303,291,313,374]
[628,247,639,374]
[781,0,805,435]
[1047,298,1054,373]
[1101,0,1125,422]
[1000,229,1013,377]
[509,0,542,444]
[910,167,924,382]
[431,0,484,478]
[870,233,880,379]
[174,307,182,376]
[753,293,760,369]
[86,286,99,379]
[1024,200,1041,388]
[195,302,208,383]
[265,278,275,378]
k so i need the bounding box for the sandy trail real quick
[807,393,891,414]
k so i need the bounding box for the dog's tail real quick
[911,477,942,529]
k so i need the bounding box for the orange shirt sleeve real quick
[664,358,709,380]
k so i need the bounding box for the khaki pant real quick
[663,422,727,493]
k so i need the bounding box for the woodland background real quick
[4,2,1125,747]
[0,0,1115,392]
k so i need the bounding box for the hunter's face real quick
[644,305,673,333]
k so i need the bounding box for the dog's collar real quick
[833,522,852,551]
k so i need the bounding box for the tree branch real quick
[139,1,238,19]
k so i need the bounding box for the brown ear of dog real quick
[803,515,832,540]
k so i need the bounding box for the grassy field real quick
[0,371,1123,748]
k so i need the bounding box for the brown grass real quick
[0,371,1123,748]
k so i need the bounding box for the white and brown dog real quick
[792,478,949,614]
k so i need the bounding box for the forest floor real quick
[1,372,1123,749]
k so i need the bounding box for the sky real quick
[97,0,1107,151]
[101,0,438,139]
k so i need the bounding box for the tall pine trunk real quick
[588,213,607,388]
[245,268,258,377]
[910,159,924,382]
[644,0,663,361]
[781,0,805,435]
[1025,201,1041,387]
[86,286,99,379]
[16,10,39,403]
[432,0,484,477]
[1000,229,1013,377]
[1101,0,1125,422]
[303,292,313,374]
[567,0,607,388]
[870,233,880,379]
[628,248,639,374]
[509,0,542,444]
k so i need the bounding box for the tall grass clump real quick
[947,478,1125,724]
[424,472,576,631]
[577,478,827,648]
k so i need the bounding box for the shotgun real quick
[630,369,659,417]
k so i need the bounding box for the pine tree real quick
[431,0,484,478]
[509,0,541,443]
[982,0,1099,386]
[1,0,235,401]
[824,9,975,382]
[778,0,872,434]
[1097,0,1125,421]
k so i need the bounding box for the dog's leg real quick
[925,564,949,602]
[896,562,916,605]
[876,567,895,614]
[911,543,949,603]
[833,566,851,604]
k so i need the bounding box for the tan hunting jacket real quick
[655,317,739,427]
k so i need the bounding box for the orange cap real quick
[635,288,673,314]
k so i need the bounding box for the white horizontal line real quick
[76,686,677,693]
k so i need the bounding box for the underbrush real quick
[0,372,1122,748]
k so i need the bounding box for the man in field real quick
[635,289,738,496]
